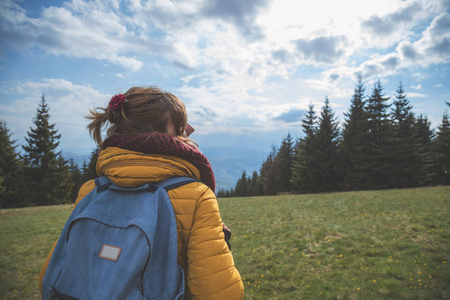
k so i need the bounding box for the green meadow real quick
[1,186,449,299]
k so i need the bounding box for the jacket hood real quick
[96,147,202,188]
[100,133,216,191]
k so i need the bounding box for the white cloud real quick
[294,35,349,65]
[408,92,428,98]
[411,84,423,90]
[320,11,450,84]
[360,1,426,46]
[170,0,448,114]
[2,0,446,82]
[1,0,448,149]
[434,83,443,87]
[413,12,450,64]
[0,0,163,71]
[0,79,111,152]
[408,93,429,98]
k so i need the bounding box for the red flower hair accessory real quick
[109,94,128,110]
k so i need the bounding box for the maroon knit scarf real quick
[102,133,216,192]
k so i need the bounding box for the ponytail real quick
[86,107,109,147]
[86,86,190,148]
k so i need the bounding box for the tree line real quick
[0,96,99,208]
[218,79,450,197]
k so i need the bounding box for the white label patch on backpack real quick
[99,244,122,261]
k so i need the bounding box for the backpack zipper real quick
[50,288,80,300]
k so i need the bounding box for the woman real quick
[39,87,244,299]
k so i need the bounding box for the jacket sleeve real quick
[185,184,244,300]
[38,179,96,292]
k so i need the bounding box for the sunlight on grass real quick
[0,186,449,299]
[219,186,450,299]
[0,205,72,299]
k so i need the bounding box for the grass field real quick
[1,186,449,299]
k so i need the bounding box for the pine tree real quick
[54,155,74,204]
[274,133,293,193]
[0,121,27,208]
[246,176,252,196]
[217,189,226,198]
[390,83,420,187]
[301,103,318,138]
[415,115,436,186]
[341,78,370,190]
[234,170,248,197]
[250,171,263,196]
[290,104,318,193]
[68,159,84,201]
[21,95,69,205]
[314,97,341,192]
[365,80,393,189]
[434,111,450,185]
[83,147,99,181]
[260,146,278,195]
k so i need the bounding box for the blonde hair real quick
[86,87,189,147]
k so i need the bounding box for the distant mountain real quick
[62,147,269,192]
[61,151,90,167]
[201,147,268,191]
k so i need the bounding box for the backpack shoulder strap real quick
[94,176,113,192]
[94,176,111,186]
[156,177,200,192]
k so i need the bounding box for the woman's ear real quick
[165,122,176,136]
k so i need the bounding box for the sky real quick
[1,0,449,159]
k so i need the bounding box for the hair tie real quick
[109,94,128,110]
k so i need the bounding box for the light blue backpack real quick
[42,176,197,300]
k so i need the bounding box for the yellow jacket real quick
[39,147,244,299]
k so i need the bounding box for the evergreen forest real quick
[1,79,449,207]
[0,96,98,208]
[218,80,450,197]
